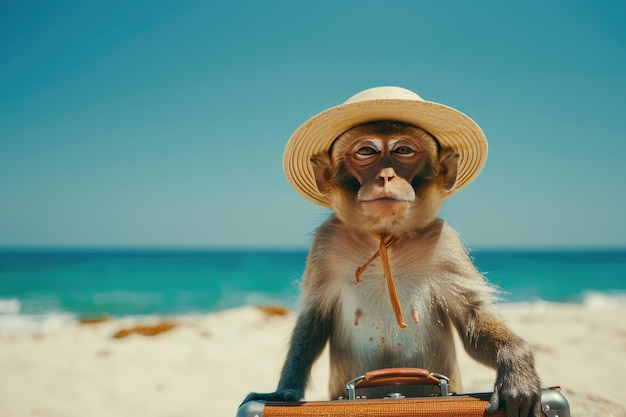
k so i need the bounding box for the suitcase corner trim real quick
[237,400,265,417]
[540,388,571,417]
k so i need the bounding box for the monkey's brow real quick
[353,139,384,151]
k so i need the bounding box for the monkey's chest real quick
[335,267,436,355]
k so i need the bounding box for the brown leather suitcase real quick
[237,368,570,417]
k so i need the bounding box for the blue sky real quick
[1,1,624,249]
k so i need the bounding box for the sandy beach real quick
[1,304,625,417]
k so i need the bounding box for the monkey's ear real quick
[310,152,334,194]
[438,149,459,192]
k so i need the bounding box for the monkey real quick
[243,120,542,417]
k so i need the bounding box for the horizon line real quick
[1,245,625,254]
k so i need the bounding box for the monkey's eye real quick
[393,146,415,155]
[356,146,378,156]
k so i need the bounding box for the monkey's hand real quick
[486,362,542,417]
[240,389,301,406]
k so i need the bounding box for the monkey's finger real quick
[485,391,501,414]
[240,393,261,406]
[282,389,298,401]
[519,399,532,417]
[241,390,297,405]
[504,400,521,417]
[526,398,543,417]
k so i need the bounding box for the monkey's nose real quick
[378,167,396,183]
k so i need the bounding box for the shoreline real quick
[1,304,625,417]
[2,294,626,334]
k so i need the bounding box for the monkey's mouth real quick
[360,197,413,203]
[358,189,416,203]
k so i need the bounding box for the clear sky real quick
[1,1,625,250]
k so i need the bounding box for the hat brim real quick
[283,98,488,208]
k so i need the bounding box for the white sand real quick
[1,304,625,417]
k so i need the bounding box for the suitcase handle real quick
[346,367,450,399]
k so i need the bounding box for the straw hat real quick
[283,86,488,208]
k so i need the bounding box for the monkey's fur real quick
[244,121,541,417]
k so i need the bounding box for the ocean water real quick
[0,249,625,333]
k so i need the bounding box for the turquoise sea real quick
[0,249,625,332]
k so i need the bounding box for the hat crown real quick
[345,86,424,104]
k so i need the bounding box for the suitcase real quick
[237,367,570,417]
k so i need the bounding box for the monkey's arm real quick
[241,306,331,404]
[459,309,541,417]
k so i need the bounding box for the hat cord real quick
[355,235,408,329]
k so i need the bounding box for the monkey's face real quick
[343,134,433,217]
[311,121,459,236]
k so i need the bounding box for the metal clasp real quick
[430,372,450,397]
[346,374,366,400]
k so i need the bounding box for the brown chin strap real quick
[355,235,408,329]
